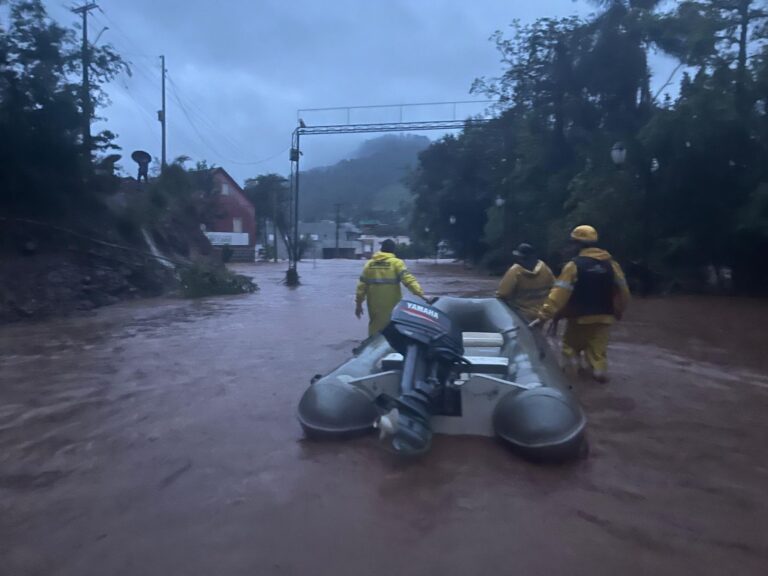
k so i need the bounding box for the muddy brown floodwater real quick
[2,260,767,576]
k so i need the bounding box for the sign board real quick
[205,232,249,246]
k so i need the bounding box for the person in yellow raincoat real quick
[534,225,630,382]
[496,243,555,322]
[355,239,426,336]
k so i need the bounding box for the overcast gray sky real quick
[45,0,676,183]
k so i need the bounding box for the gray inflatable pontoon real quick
[297,297,587,462]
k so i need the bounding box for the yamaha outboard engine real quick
[376,300,467,456]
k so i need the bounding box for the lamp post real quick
[611,142,627,167]
[611,142,659,277]
[645,157,660,272]
[495,194,507,258]
[425,226,437,264]
[448,215,457,260]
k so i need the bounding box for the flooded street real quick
[2,261,767,575]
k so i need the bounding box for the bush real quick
[178,263,258,298]
[395,242,430,259]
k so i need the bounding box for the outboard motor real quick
[376,300,467,456]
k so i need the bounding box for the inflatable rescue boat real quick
[297,297,587,462]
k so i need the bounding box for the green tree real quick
[657,1,768,114]
[0,0,125,218]
[410,3,768,292]
[244,173,290,259]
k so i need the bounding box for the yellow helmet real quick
[571,225,598,243]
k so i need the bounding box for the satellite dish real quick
[94,153,122,176]
[131,150,152,182]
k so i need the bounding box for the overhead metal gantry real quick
[284,101,494,286]
[294,119,484,136]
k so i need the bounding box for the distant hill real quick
[299,134,430,225]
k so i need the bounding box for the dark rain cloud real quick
[47,0,593,181]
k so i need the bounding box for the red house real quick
[203,168,257,262]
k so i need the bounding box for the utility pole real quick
[72,2,98,163]
[286,131,301,285]
[272,188,279,263]
[158,55,167,170]
[334,203,342,259]
[294,133,300,269]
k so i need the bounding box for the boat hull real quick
[297,298,587,462]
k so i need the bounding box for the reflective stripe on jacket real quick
[539,247,630,325]
[355,251,424,335]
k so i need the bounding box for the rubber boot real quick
[592,369,609,383]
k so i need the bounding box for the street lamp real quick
[647,158,660,256]
[612,143,658,284]
[424,226,438,264]
[447,215,458,261]
[611,142,627,166]
[495,195,507,256]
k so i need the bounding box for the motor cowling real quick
[382,300,464,365]
[375,300,466,456]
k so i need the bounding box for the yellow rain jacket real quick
[496,260,555,322]
[539,247,630,324]
[356,251,425,335]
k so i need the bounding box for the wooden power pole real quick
[272,188,279,262]
[334,203,342,259]
[72,2,98,162]
[159,55,167,170]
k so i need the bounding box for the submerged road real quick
[1,260,767,575]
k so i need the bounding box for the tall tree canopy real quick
[0,0,124,218]
[411,0,768,292]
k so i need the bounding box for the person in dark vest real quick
[533,225,630,382]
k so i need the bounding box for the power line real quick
[169,87,290,166]
[92,7,220,163]
[114,68,156,112]
[113,78,158,134]
[88,15,159,82]
[166,74,288,166]
[89,11,162,97]
[91,5,288,170]
[94,7,150,60]
[167,84,231,160]
[90,11,163,89]
[166,73,249,152]
[126,58,161,86]
[229,146,292,167]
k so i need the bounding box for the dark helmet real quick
[381,239,396,253]
[513,243,534,259]
[513,243,537,270]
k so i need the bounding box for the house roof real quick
[189,166,241,190]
